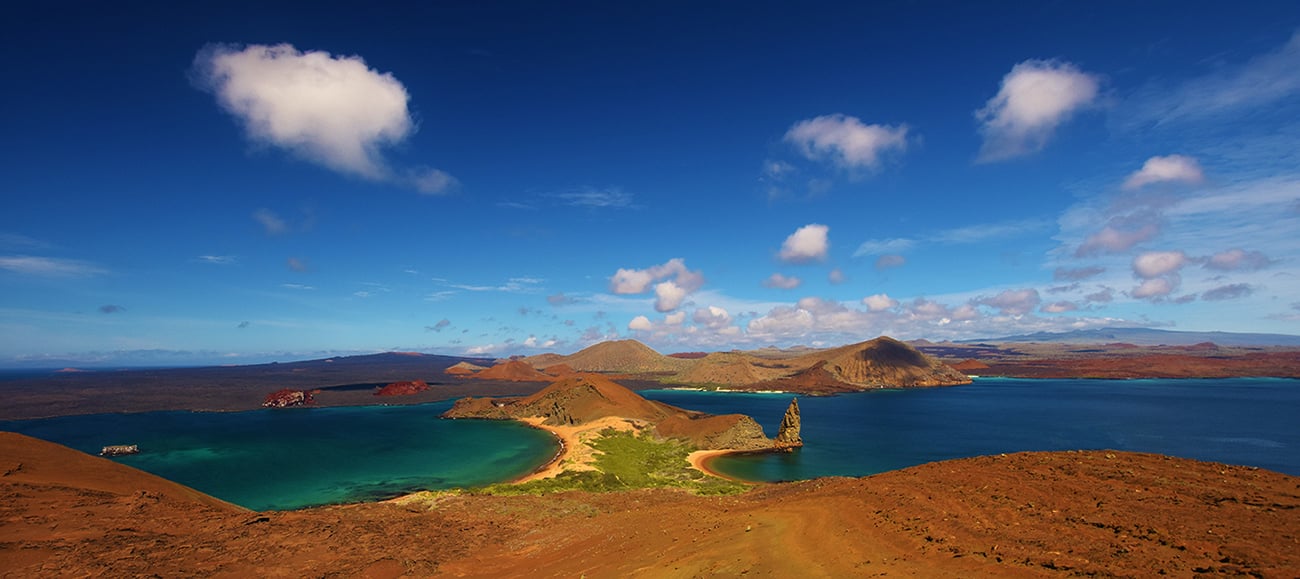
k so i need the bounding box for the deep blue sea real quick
[643,377,1300,481]
[2,378,1296,511]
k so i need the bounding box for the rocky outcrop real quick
[374,380,430,396]
[262,388,314,408]
[444,373,775,450]
[773,398,802,451]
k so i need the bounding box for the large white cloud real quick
[195,43,455,193]
[1132,251,1187,279]
[692,306,732,330]
[778,224,829,263]
[609,258,704,295]
[1122,155,1206,190]
[784,114,909,170]
[862,293,899,312]
[976,59,1100,162]
[653,281,689,312]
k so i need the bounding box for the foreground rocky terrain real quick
[2,431,1297,577]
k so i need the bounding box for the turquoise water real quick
[642,377,1300,481]
[3,378,1296,511]
[0,401,557,511]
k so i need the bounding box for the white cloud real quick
[1204,248,1273,271]
[828,268,846,284]
[195,43,453,190]
[1074,221,1160,256]
[653,281,689,312]
[664,311,686,325]
[1131,277,1177,299]
[252,209,288,235]
[778,224,829,263]
[1053,266,1105,281]
[628,315,654,331]
[974,288,1042,316]
[976,59,1100,161]
[609,258,703,294]
[763,273,802,290]
[1041,301,1079,314]
[692,306,732,329]
[784,114,909,170]
[875,254,906,270]
[862,293,899,312]
[1201,283,1254,301]
[0,256,107,277]
[409,168,458,195]
[1123,155,1206,190]
[1132,250,1187,278]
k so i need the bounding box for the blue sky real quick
[2,2,1299,366]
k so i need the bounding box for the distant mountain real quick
[969,327,1300,347]
[532,339,692,374]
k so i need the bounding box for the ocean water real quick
[642,377,1300,481]
[3,378,1296,511]
[0,401,557,511]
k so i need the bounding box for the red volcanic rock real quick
[668,352,709,359]
[541,363,576,377]
[949,359,990,372]
[472,360,553,382]
[262,388,313,408]
[374,380,430,396]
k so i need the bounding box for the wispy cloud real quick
[197,255,238,265]
[252,209,289,235]
[1124,31,1300,128]
[551,187,635,209]
[0,255,108,277]
[854,218,1047,257]
[281,283,314,290]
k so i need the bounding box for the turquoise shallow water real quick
[3,378,1296,510]
[0,401,558,511]
[642,377,1300,481]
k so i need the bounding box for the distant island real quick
[2,331,1299,421]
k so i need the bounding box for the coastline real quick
[686,449,751,482]
[507,416,641,483]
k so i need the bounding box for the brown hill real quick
[799,336,972,388]
[444,361,486,376]
[745,360,860,394]
[548,339,692,374]
[673,351,789,385]
[471,360,553,382]
[0,432,244,513]
[444,373,772,450]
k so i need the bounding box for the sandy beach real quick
[510,416,642,483]
[687,449,750,482]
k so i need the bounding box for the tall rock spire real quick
[773,398,803,451]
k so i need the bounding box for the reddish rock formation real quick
[773,398,802,451]
[444,361,486,376]
[540,363,576,377]
[471,360,553,382]
[374,380,430,396]
[262,388,313,408]
[949,359,990,373]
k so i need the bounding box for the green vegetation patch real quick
[474,429,749,496]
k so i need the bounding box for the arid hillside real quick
[3,431,1297,577]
